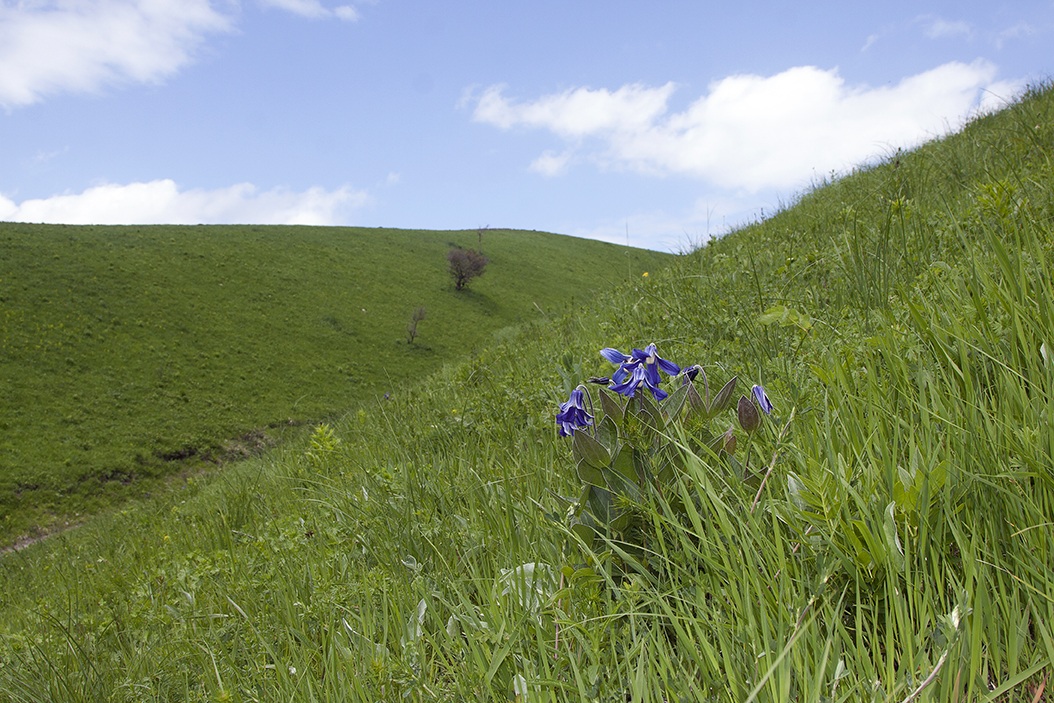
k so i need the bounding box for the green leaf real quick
[573,430,610,469]
[685,378,707,417]
[632,391,660,424]
[627,393,661,442]
[787,473,807,511]
[883,502,905,573]
[609,509,632,534]
[602,467,641,500]
[587,485,613,524]
[757,305,789,326]
[652,447,678,485]
[599,389,625,423]
[576,460,605,489]
[660,381,691,425]
[758,304,813,332]
[595,414,619,452]
[709,376,738,417]
[570,521,595,547]
[611,445,638,487]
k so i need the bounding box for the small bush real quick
[447,247,489,291]
[406,306,426,344]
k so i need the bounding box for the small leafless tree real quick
[406,306,426,344]
[447,247,489,291]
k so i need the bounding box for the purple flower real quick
[602,343,681,400]
[600,348,633,384]
[556,387,593,437]
[608,364,653,399]
[751,384,774,415]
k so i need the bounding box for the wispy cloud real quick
[0,0,232,109]
[0,180,372,226]
[258,0,359,21]
[529,150,574,177]
[861,33,880,52]
[996,22,1036,49]
[916,15,975,40]
[472,60,1013,192]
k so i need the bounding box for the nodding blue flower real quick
[751,384,774,415]
[556,387,593,437]
[603,343,681,400]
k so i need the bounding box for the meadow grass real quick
[0,85,1052,701]
[0,225,670,545]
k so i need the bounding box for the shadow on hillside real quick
[451,286,499,316]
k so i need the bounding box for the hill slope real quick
[1,85,1052,701]
[0,225,672,544]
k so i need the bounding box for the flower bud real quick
[737,395,760,433]
[722,426,737,455]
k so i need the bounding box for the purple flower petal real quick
[751,384,774,415]
[600,347,630,364]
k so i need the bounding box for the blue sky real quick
[2,1,1052,252]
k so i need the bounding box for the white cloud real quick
[529,150,573,177]
[996,22,1035,49]
[472,60,1016,192]
[473,82,675,138]
[917,16,974,40]
[258,0,359,21]
[0,180,372,225]
[0,0,232,109]
[977,79,1029,115]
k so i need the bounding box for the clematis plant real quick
[554,343,778,567]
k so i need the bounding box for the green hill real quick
[0,225,672,544]
[1,84,1052,701]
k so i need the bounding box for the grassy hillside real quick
[1,84,1052,701]
[0,225,672,545]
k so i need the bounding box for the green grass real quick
[0,225,671,545]
[1,84,1052,701]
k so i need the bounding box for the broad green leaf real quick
[566,523,602,563]
[710,376,738,417]
[576,460,605,489]
[602,467,641,501]
[599,389,625,423]
[609,509,632,534]
[611,445,638,487]
[573,429,610,469]
[587,485,613,524]
[660,381,690,425]
[596,414,619,452]
[757,305,789,326]
[758,304,813,332]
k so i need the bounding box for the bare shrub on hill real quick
[447,247,488,291]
